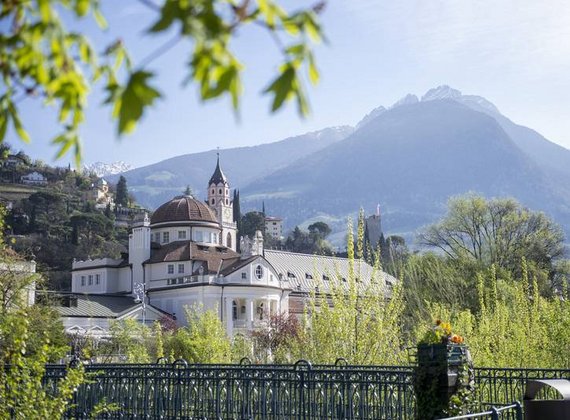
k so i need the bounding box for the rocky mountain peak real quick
[421,85,463,101]
[356,106,387,129]
[83,161,133,177]
[391,94,419,109]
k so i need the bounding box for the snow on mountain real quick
[83,161,133,177]
[421,85,462,101]
[391,94,419,109]
[457,95,501,114]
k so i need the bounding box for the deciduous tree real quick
[1,0,325,164]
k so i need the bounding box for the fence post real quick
[515,401,523,420]
[294,360,312,420]
[490,406,499,420]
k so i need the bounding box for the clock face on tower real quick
[223,207,232,221]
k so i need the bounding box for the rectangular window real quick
[241,272,247,279]
[95,274,100,285]
[178,264,184,274]
[167,264,174,274]
[162,232,169,243]
[178,230,186,239]
[81,276,85,286]
[88,275,93,285]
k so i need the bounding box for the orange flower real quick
[450,334,464,344]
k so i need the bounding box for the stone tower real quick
[207,155,237,250]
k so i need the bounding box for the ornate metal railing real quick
[441,401,523,420]
[474,367,570,408]
[39,362,570,419]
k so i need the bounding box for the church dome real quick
[151,195,218,226]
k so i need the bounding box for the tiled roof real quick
[150,195,217,225]
[219,255,259,276]
[264,250,397,293]
[147,241,241,274]
[56,294,143,318]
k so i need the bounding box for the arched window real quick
[225,198,229,205]
[255,264,263,279]
[211,189,214,194]
[219,188,222,194]
[226,232,232,248]
[211,198,215,205]
[232,301,237,320]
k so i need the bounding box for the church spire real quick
[209,153,228,185]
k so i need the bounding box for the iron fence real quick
[441,402,523,420]
[38,362,570,419]
[474,367,570,409]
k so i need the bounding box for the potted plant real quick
[414,320,474,419]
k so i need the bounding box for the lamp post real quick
[133,283,146,326]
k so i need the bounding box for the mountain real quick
[110,127,353,209]
[83,161,133,177]
[242,94,570,242]
[116,85,570,245]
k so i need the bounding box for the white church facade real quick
[67,158,396,337]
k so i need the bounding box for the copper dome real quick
[150,195,217,225]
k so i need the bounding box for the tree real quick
[1,0,324,165]
[184,185,193,196]
[250,312,302,363]
[0,205,83,416]
[308,221,331,238]
[26,189,70,237]
[166,305,231,363]
[419,194,566,286]
[418,260,570,368]
[239,211,266,239]
[115,176,129,207]
[284,224,333,255]
[295,218,407,365]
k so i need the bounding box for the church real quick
[64,158,396,338]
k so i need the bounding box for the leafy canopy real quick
[1,0,325,165]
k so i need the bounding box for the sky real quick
[9,0,570,168]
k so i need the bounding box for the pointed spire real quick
[209,153,228,185]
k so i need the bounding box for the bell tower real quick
[207,154,237,250]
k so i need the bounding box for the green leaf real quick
[38,0,52,22]
[149,0,177,33]
[75,0,90,17]
[308,53,319,85]
[115,71,161,135]
[53,134,74,159]
[8,103,30,143]
[93,7,108,29]
[0,110,8,141]
[264,65,295,112]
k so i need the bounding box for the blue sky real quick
[11,0,570,167]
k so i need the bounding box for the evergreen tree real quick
[184,185,193,196]
[115,176,129,207]
[232,190,241,223]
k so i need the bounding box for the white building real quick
[68,158,396,337]
[265,216,284,239]
[21,171,47,185]
[58,294,167,339]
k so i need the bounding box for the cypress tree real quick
[115,176,129,207]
